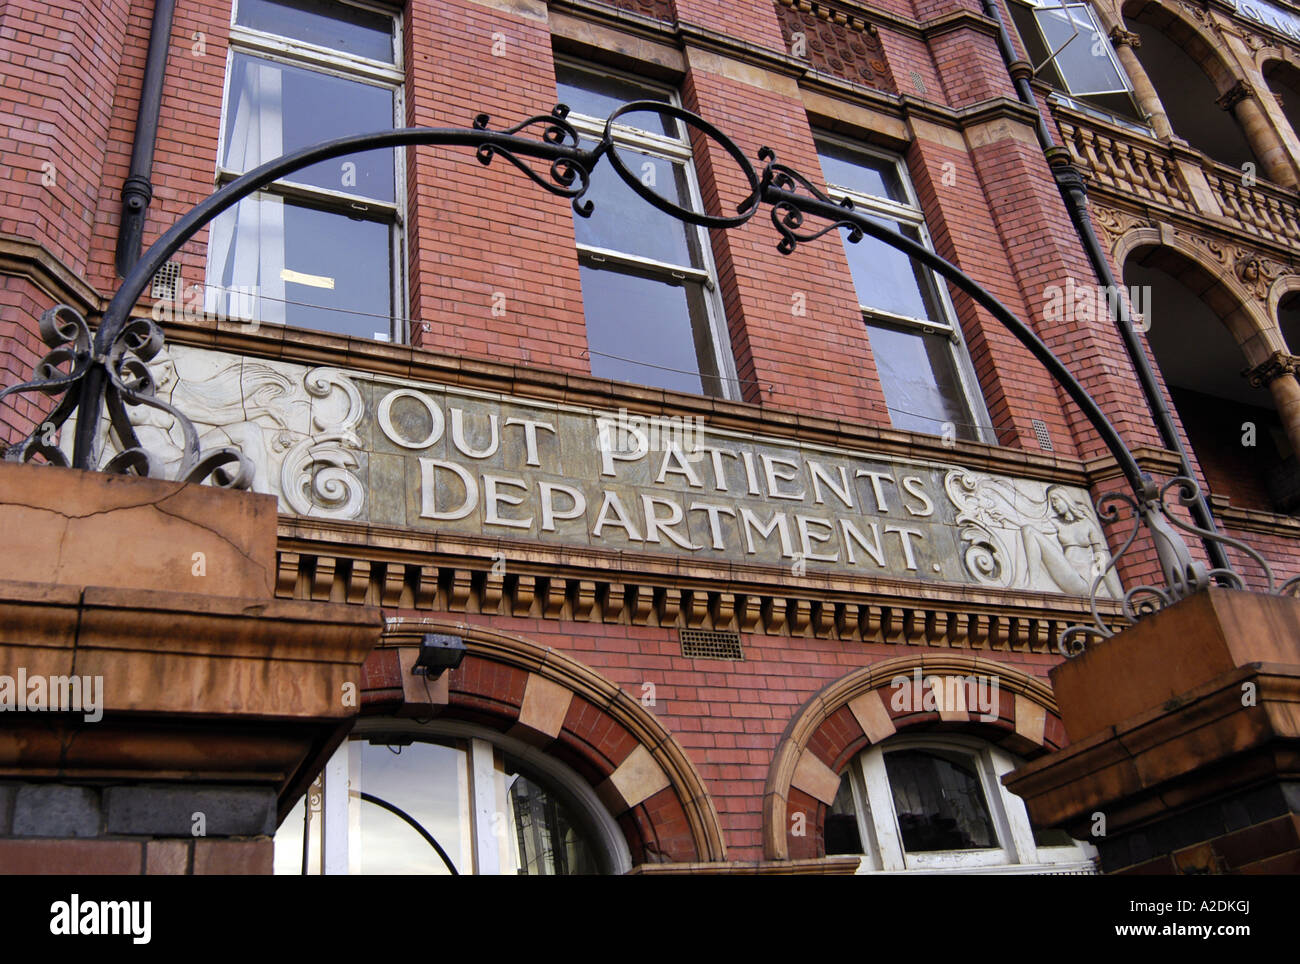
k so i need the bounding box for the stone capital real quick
[1245,349,1300,387]
[1216,79,1254,111]
[1108,26,1141,48]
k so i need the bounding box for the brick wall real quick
[2,0,1299,873]
[0,0,1191,464]
[0,0,130,278]
[446,607,1061,860]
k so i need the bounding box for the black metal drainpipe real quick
[115,0,178,278]
[980,0,1230,571]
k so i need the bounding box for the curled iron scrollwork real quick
[0,304,254,488]
[1058,476,1291,657]
[472,106,597,216]
[0,102,1294,639]
[758,147,862,254]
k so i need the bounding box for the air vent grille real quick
[1031,418,1054,452]
[679,629,744,661]
[151,260,181,302]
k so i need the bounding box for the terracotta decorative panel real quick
[774,0,895,93]
[589,0,676,23]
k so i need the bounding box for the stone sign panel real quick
[104,345,1117,598]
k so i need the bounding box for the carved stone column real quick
[1247,350,1300,457]
[1218,80,1298,187]
[1108,27,1173,139]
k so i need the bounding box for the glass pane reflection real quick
[351,738,598,875]
[825,773,864,856]
[580,264,719,396]
[236,0,395,62]
[866,321,975,439]
[884,748,998,852]
[359,741,471,875]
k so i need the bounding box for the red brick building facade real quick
[1,0,1298,874]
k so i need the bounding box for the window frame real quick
[1008,0,1148,129]
[837,734,1098,874]
[815,132,995,444]
[556,57,742,400]
[1026,1,1130,97]
[208,0,407,342]
[277,717,632,875]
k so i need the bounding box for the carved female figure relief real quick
[946,470,1118,598]
[1020,485,1119,597]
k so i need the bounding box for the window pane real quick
[868,321,976,439]
[223,53,395,202]
[575,149,701,266]
[1008,3,1066,90]
[208,193,392,339]
[1035,6,1127,95]
[825,773,864,856]
[840,220,945,322]
[357,741,471,874]
[501,753,598,875]
[556,64,677,137]
[817,141,907,202]
[236,0,394,62]
[273,795,311,874]
[580,264,721,396]
[884,748,998,852]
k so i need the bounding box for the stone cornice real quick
[0,577,380,796]
[1086,185,1300,272]
[275,516,1122,655]
[916,7,1003,42]
[0,237,102,314]
[1083,445,1186,486]
[799,67,1043,142]
[1209,493,1300,536]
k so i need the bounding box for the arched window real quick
[826,735,1097,874]
[274,718,631,875]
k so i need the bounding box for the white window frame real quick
[278,717,632,875]
[208,0,407,341]
[557,58,742,400]
[1023,0,1131,96]
[1010,0,1148,130]
[840,734,1098,874]
[816,133,994,443]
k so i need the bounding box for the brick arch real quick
[1119,0,1241,93]
[1115,232,1278,365]
[762,655,1063,861]
[1269,274,1300,338]
[359,617,727,866]
[1259,49,1300,82]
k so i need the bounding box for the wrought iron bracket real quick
[2,101,1294,648]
